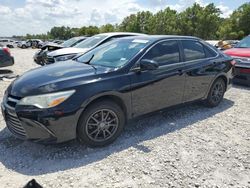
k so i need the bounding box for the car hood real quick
[9,60,113,97]
[41,42,63,50]
[48,47,90,57]
[224,48,250,57]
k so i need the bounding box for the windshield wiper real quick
[84,54,94,64]
[84,54,97,71]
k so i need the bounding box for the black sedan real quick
[0,47,14,68]
[1,36,234,147]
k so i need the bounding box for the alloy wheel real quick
[86,109,119,142]
[211,82,224,103]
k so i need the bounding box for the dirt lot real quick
[0,49,249,188]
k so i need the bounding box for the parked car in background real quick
[45,32,145,65]
[206,40,220,47]
[0,39,17,48]
[1,35,234,147]
[224,35,250,86]
[34,36,87,65]
[31,39,44,48]
[226,40,239,48]
[17,40,31,48]
[0,47,14,67]
[206,40,239,51]
[18,39,44,49]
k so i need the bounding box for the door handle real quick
[178,70,183,75]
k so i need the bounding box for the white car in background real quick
[17,39,44,49]
[0,39,17,48]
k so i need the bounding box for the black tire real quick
[205,78,226,107]
[22,45,26,49]
[77,100,125,147]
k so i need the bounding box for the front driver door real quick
[130,40,186,117]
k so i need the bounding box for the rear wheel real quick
[205,78,226,107]
[77,100,125,147]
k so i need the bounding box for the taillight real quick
[3,47,11,56]
[230,60,237,66]
[240,68,250,74]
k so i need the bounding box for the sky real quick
[0,0,249,36]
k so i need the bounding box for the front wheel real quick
[77,100,125,147]
[204,78,226,107]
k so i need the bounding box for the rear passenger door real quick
[130,40,186,116]
[180,40,219,102]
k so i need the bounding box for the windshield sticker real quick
[132,39,149,44]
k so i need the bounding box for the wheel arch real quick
[205,74,228,99]
[80,92,131,121]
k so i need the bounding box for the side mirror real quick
[140,59,159,71]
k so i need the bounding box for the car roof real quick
[96,32,146,37]
[115,35,201,42]
[73,36,88,40]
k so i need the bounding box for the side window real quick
[143,40,180,65]
[203,45,217,58]
[182,40,206,61]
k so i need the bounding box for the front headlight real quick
[55,54,77,62]
[18,90,75,109]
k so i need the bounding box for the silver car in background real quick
[45,32,146,64]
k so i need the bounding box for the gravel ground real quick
[0,49,249,188]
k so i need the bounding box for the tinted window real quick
[143,40,180,65]
[204,45,217,58]
[182,40,206,61]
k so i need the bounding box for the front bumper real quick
[1,99,83,144]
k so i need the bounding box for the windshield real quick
[76,38,149,68]
[74,35,107,49]
[235,36,250,48]
[62,38,78,47]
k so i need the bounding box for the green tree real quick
[119,14,139,32]
[85,26,100,36]
[150,8,179,35]
[178,3,221,39]
[100,24,115,33]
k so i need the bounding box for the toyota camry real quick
[1,36,234,147]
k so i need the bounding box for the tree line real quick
[14,2,250,41]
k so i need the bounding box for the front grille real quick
[5,95,26,139]
[6,113,26,139]
[7,95,22,109]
